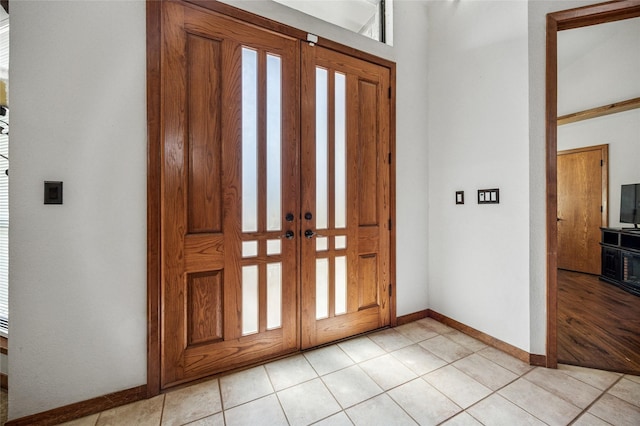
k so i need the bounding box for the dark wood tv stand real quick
[600,228,640,296]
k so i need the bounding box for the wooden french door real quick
[300,44,391,348]
[557,144,608,275]
[158,1,392,389]
[160,3,300,388]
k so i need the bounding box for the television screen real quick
[620,184,640,225]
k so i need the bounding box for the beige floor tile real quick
[185,412,225,425]
[162,379,221,426]
[59,413,100,426]
[588,393,640,426]
[572,412,612,426]
[223,394,287,426]
[608,377,640,407]
[625,374,640,384]
[440,412,483,425]
[441,330,487,352]
[304,344,354,376]
[558,364,622,390]
[219,366,273,409]
[423,365,491,409]
[466,393,546,425]
[345,393,417,426]
[393,321,439,343]
[499,378,582,426]
[264,354,317,391]
[477,346,533,375]
[97,394,164,426]
[322,365,383,408]
[368,328,413,352]
[313,411,354,426]
[416,318,456,334]
[338,336,385,363]
[359,353,417,390]
[419,335,473,363]
[388,378,461,425]
[453,353,518,390]
[391,344,447,376]
[277,378,341,426]
[524,367,602,408]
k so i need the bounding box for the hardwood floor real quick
[558,269,640,375]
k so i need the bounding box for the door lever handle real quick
[304,229,315,239]
[282,230,295,240]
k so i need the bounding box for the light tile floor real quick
[45,318,640,425]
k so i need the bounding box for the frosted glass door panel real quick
[316,258,329,319]
[266,54,282,231]
[267,239,281,256]
[315,67,328,230]
[267,263,282,329]
[242,241,258,258]
[242,48,258,233]
[334,72,347,229]
[335,256,347,315]
[242,265,259,335]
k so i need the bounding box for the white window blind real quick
[0,14,9,336]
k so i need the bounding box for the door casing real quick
[146,0,396,397]
[545,0,640,369]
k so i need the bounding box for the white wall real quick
[426,1,531,351]
[9,1,147,419]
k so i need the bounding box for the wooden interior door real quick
[160,3,299,388]
[300,44,391,348]
[557,145,608,275]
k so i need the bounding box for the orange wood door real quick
[160,3,299,388]
[557,145,608,275]
[300,44,391,348]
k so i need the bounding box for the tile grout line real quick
[567,374,626,426]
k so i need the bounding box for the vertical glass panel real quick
[266,239,281,256]
[316,258,329,319]
[316,67,328,230]
[267,263,282,329]
[335,256,347,315]
[242,48,258,233]
[334,72,347,229]
[316,237,328,252]
[266,54,282,231]
[335,235,347,250]
[242,265,259,335]
[242,241,258,258]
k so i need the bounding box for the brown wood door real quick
[300,44,391,348]
[160,3,299,388]
[557,145,608,275]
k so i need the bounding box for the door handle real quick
[304,229,315,239]
[282,230,295,240]
[557,218,564,222]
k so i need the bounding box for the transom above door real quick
[149,0,395,391]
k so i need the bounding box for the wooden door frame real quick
[545,0,640,369]
[147,0,396,397]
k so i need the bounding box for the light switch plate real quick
[456,191,464,205]
[44,181,63,205]
[478,188,499,204]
